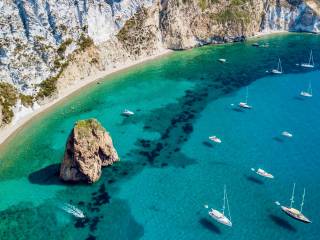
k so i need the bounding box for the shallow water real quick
[0,33,320,240]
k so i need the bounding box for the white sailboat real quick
[301,50,315,68]
[251,168,274,179]
[272,58,283,74]
[239,87,252,109]
[208,185,232,227]
[300,80,313,97]
[280,183,311,223]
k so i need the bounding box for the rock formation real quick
[60,118,119,183]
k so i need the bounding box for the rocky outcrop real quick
[60,119,119,183]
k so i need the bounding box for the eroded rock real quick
[60,118,119,183]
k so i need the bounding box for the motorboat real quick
[122,109,134,116]
[209,136,222,143]
[251,168,274,179]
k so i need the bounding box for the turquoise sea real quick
[0,33,320,240]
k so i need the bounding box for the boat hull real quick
[271,69,282,74]
[281,206,311,224]
[239,102,252,109]
[209,210,232,227]
[301,64,314,68]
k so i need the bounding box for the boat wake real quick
[60,203,85,218]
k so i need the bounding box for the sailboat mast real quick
[309,50,314,65]
[309,80,312,95]
[222,185,226,215]
[279,58,282,73]
[226,191,232,221]
[290,183,296,208]
[245,87,248,104]
[300,188,306,213]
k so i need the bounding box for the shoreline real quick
[0,49,172,146]
[0,30,311,146]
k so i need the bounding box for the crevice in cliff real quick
[14,0,30,39]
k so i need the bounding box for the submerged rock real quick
[60,118,119,183]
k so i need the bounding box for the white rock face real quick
[261,1,320,33]
[0,0,156,94]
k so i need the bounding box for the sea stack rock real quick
[60,118,119,183]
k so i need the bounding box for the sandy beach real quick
[0,49,172,146]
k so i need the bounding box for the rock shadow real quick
[199,218,221,234]
[269,214,297,232]
[28,164,63,185]
[28,164,85,186]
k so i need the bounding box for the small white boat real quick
[300,80,313,98]
[251,168,274,179]
[122,109,134,116]
[218,58,226,63]
[301,50,314,68]
[272,58,283,74]
[60,203,85,218]
[208,185,232,227]
[282,131,293,138]
[209,136,222,143]
[280,183,311,224]
[238,87,252,109]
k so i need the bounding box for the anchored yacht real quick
[272,58,283,74]
[239,87,252,109]
[209,136,222,143]
[122,109,135,116]
[280,183,311,224]
[251,168,274,179]
[301,50,315,68]
[300,80,313,98]
[208,185,232,227]
[282,131,293,138]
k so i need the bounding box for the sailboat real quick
[239,87,252,109]
[280,183,311,223]
[208,185,232,227]
[251,168,274,179]
[272,58,283,74]
[301,50,315,68]
[300,80,313,97]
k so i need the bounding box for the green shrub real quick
[0,82,18,124]
[57,39,73,55]
[20,94,34,107]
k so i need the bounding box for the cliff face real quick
[160,0,320,49]
[0,0,319,127]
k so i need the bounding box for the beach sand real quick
[0,49,172,145]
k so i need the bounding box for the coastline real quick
[0,49,172,146]
[0,30,311,146]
